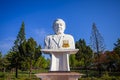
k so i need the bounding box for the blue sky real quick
[0,0,120,55]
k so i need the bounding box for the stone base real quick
[35,72,83,80]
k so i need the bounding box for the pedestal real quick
[35,49,83,80]
[41,49,79,71]
[35,72,83,80]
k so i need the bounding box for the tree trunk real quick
[85,65,88,77]
[15,65,18,78]
[97,54,102,77]
[98,66,102,77]
[29,61,32,79]
[97,63,102,77]
[3,67,5,73]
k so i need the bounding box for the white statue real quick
[45,19,75,49]
[35,19,81,80]
[44,18,75,71]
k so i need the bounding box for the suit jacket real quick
[44,34,75,49]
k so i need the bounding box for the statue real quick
[35,19,82,80]
[44,18,75,49]
[44,19,76,71]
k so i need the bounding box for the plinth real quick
[41,49,79,71]
[35,49,83,80]
[35,72,84,80]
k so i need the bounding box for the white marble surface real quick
[44,34,75,49]
[44,19,75,49]
[41,49,79,71]
[35,72,83,80]
[43,19,77,71]
[41,49,79,54]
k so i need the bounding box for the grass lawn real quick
[0,69,120,80]
[0,69,48,80]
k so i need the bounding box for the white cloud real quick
[28,28,49,48]
[34,28,48,38]
[0,37,15,54]
[0,29,49,55]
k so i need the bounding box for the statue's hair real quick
[53,18,66,29]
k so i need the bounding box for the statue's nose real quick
[58,24,62,27]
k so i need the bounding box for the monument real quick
[35,19,83,80]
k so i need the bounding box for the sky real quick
[0,0,120,56]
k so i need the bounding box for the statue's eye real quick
[60,23,62,26]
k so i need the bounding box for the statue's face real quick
[53,20,65,35]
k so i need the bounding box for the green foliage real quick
[13,22,26,52]
[69,54,78,67]
[5,51,16,69]
[18,37,42,78]
[8,22,26,78]
[0,52,2,70]
[78,71,120,80]
[5,22,43,78]
[0,72,6,78]
[0,71,40,80]
[1,22,120,80]
[101,71,110,79]
[75,39,93,66]
[34,56,49,69]
[0,52,2,58]
[0,57,9,72]
[25,37,42,67]
[75,39,86,61]
[18,40,27,58]
[113,38,120,71]
[114,38,120,56]
[75,39,93,77]
[26,38,37,58]
[16,22,26,45]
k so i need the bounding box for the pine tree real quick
[114,38,120,56]
[113,38,120,71]
[0,51,2,59]
[12,22,26,78]
[75,39,93,77]
[90,23,105,76]
[25,37,41,78]
[90,23,105,56]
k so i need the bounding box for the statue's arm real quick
[72,36,75,49]
[44,36,50,49]
[70,35,75,49]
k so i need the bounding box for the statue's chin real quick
[56,31,64,35]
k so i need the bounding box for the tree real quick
[105,51,119,72]
[113,38,120,71]
[0,52,2,71]
[0,51,2,58]
[34,56,49,69]
[24,37,41,78]
[0,51,15,72]
[69,54,78,67]
[114,38,120,56]
[90,23,105,76]
[11,22,26,78]
[75,39,93,77]
[18,40,27,70]
[90,23,105,56]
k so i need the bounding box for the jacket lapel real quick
[59,35,64,47]
[52,36,58,45]
[52,35,65,48]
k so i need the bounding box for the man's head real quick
[53,18,66,35]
